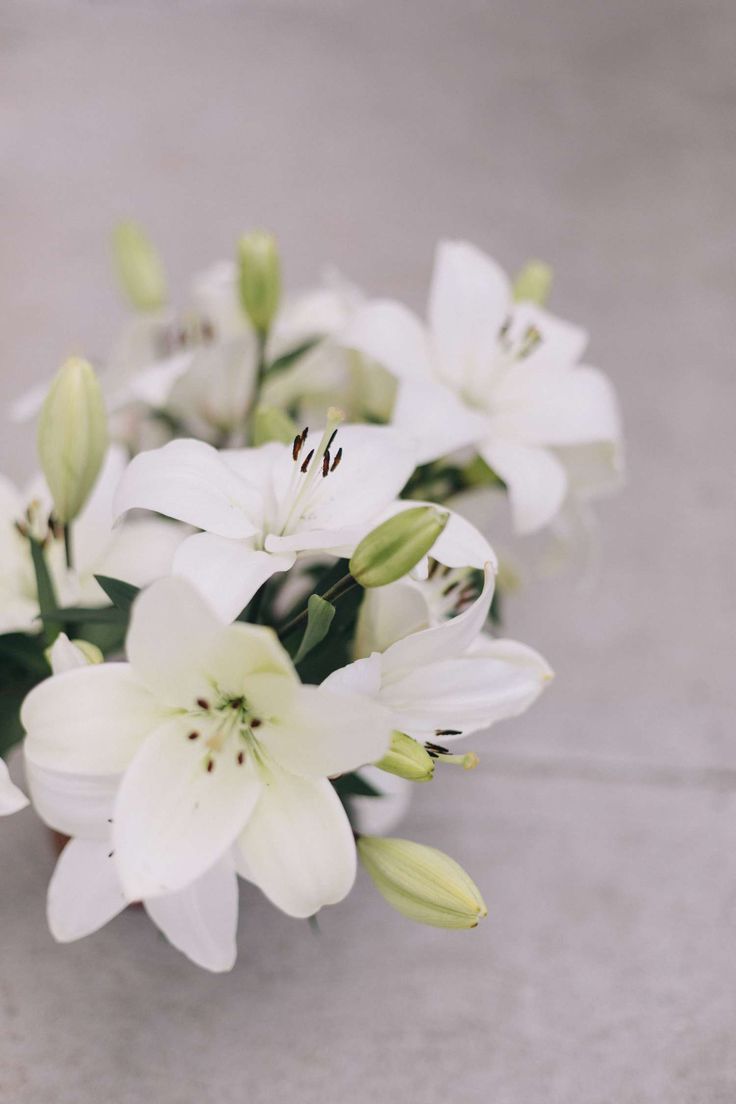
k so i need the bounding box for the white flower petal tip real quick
[144,859,239,973]
[0,760,29,815]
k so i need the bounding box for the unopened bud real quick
[238,231,281,334]
[512,259,553,306]
[350,506,448,589]
[358,836,488,929]
[112,221,167,312]
[251,405,299,446]
[37,358,108,524]
[46,634,104,673]
[375,731,434,783]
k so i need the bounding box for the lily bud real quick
[112,221,167,312]
[512,259,553,306]
[375,731,435,783]
[358,836,488,929]
[37,357,108,524]
[350,506,448,588]
[237,231,281,334]
[251,404,299,446]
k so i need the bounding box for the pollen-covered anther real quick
[188,731,199,741]
[300,448,314,474]
[330,447,343,472]
[196,698,210,711]
[322,450,331,477]
[206,758,215,773]
[250,717,262,729]
[236,750,245,766]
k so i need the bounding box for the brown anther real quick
[206,759,215,773]
[425,741,450,755]
[196,698,210,711]
[230,696,244,710]
[107,850,115,859]
[292,433,303,462]
[237,751,245,766]
[435,728,462,736]
[326,428,339,452]
[300,426,309,443]
[330,447,343,472]
[250,718,262,729]
[322,450,331,477]
[300,449,314,474]
[188,731,199,741]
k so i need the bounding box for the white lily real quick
[22,578,392,920]
[113,419,421,621]
[21,633,240,972]
[344,240,622,534]
[324,565,552,743]
[0,446,183,634]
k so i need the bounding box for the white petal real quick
[113,439,263,539]
[125,350,194,406]
[428,241,511,380]
[380,563,495,676]
[354,583,430,657]
[492,363,621,447]
[260,683,391,777]
[481,440,568,534]
[320,652,383,698]
[112,717,261,900]
[173,532,295,623]
[0,758,28,815]
[512,302,588,367]
[47,838,127,942]
[392,378,491,465]
[126,575,225,704]
[236,767,356,917]
[378,647,551,739]
[95,517,184,591]
[343,300,433,381]
[21,665,159,774]
[25,759,117,838]
[144,857,238,973]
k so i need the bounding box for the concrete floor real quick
[0,2,734,1100]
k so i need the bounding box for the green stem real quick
[278,574,358,641]
[63,524,73,571]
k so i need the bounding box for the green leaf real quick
[332,772,382,799]
[40,606,127,625]
[0,632,50,676]
[29,538,60,646]
[294,594,336,664]
[266,338,320,377]
[94,575,140,613]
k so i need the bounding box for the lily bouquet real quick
[0,228,622,971]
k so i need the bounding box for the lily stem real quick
[63,524,73,571]
[278,573,358,640]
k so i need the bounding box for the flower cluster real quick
[1,228,622,971]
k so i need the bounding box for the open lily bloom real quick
[22,578,392,920]
[0,446,183,634]
[344,240,622,534]
[113,421,421,621]
[324,565,552,743]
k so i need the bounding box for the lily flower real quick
[21,578,393,918]
[323,565,552,743]
[343,240,622,534]
[113,418,422,621]
[0,446,183,634]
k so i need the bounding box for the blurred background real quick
[1,2,734,1101]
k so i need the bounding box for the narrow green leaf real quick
[266,338,320,377]
[332,772,382,799]
[29,538,60,645]
[94,575,140,613]
[294,594,336,664]
[40,606,127,625]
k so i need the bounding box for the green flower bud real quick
[350,506,448,588]
[251,404,299,446]
[358,836,488,929]
[237,231,281,334]
[512,259,553,306]
[375,731,435,782]
[37,357,108,524]
[112,221,167,312]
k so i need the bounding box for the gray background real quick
[1,2,735,1101]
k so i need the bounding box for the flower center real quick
[275,407,346,535]
[185,693,267,774]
